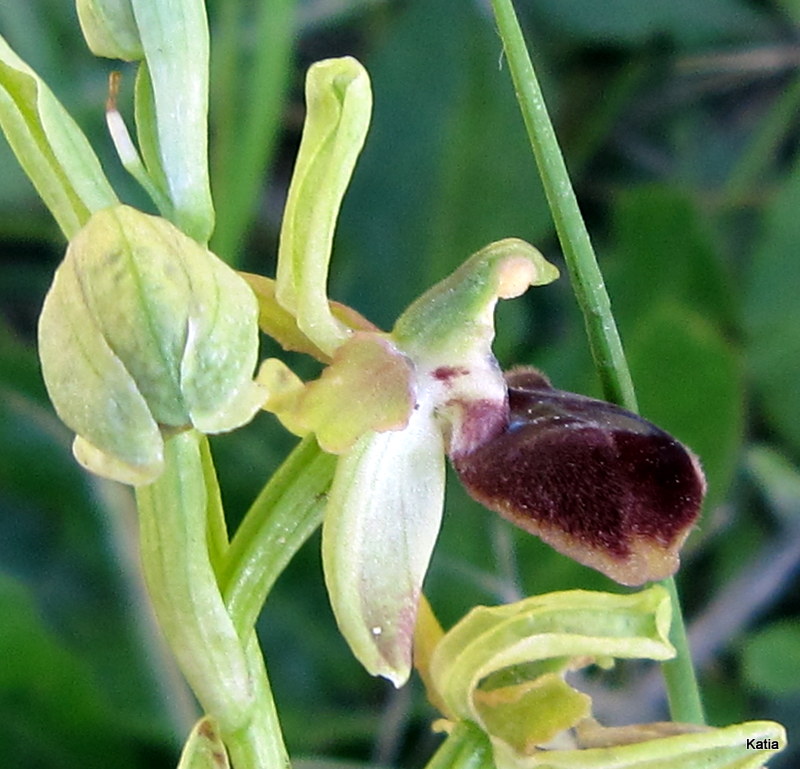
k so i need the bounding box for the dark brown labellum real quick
[452,367,706,586]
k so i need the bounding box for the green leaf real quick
[746,444,800,525]
[608,187,735,333]
[0,34,118,238]
[527,0,766,47]
[0,573,140,768]
[741,620,800,696]
[744,160,800,454]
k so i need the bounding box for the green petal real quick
[288,333,416,454]
[276,56,372,357]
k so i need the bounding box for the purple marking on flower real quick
[452,367,706,585]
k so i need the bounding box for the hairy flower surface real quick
[453,368,706,586]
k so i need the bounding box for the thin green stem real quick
[490,0,635,412]
[490,0,705,725]
[424,721,495,769]
[661,576,705,724]
[221,435,337,638]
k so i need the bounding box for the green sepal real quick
[429,588,674,737]
[276,56,372,357]
[492,720,786,769]
[129,0,214,242]
[322,404,445,686]
[76,0,143,60]
[0,35,118,238]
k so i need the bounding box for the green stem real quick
[136,430,288,768]
[424,721,495,769]
[490,0,704,725]
[660,576,705,724]
[220,435,337,637]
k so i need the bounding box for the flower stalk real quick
[489,0,705,725]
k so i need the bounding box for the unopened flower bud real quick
[453,367,706,586]
[38,205,265,485]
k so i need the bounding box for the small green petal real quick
[276,56,372,357]
[290,333,416,454]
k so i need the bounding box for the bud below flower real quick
[452,367,706,586]
[38,205,265,485]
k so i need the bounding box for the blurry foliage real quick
[1,0,800,767]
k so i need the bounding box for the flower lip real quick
[453,367,706,586]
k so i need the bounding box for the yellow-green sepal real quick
[429,588,674,746]
[0,35,118,238]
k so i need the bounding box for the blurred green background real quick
[2,0,800,767]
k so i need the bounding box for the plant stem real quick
[136,430,289,768]
[221,435,337,637]
[424,721,495,769]
[490,0,705,725]
[660,576,705,724]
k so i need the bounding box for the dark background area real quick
[1,0,800,767]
